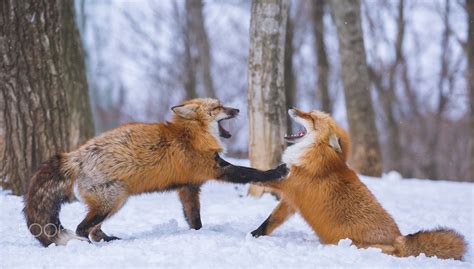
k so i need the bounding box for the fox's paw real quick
[90,228,121,242]
[274,163,289,179]
[103,235,121,242]
[250,227,266,238]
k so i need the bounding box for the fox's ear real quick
[171,103,198,119]
[329,134,342,154]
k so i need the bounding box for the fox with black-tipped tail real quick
[23,98,288,247]
[252,108,467,260]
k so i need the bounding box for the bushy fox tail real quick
[390,227,466,260]
[23,154,81,247]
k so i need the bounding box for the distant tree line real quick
[1,0,473,195]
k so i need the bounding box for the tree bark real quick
[0,0,94,195]
[468,0,474,180]
[247,0,289,196]
[284,12,295,134]
[311,0,331,114]
[329,0,382,176]
[185,0,216,98]
[179,0,198,100]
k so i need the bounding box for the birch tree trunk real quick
[0,0,94,195]
[330,0,382,176]
[247,0,289,196]
[468,0,474,180]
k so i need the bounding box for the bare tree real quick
[285,9,296,134]
[422,0,456,179]
[330,0,383,176]
[185,0,216,98]
[247,0,289,196]
[172,0,199,100]
[0,0,94,195]
[367,0,405,174]
[311,0,331,114]
[468,0,474,180]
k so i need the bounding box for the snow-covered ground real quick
[1,159,472,268]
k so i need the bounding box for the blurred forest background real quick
[1,0,473,195]
[78,0,472,181]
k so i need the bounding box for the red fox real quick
[251,108,466,260]
[24,98,288,247]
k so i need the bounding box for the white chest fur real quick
[282,133,314,167]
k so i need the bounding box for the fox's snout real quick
[224,107,239,118]
[288,107,307,118]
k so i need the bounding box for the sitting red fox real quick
[252,108,466,260]
[24,98,287,247]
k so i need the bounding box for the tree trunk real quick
[424,0,452,180]
[311,0,331,114]
[284,12,295,134]
[247,0,289,197]
[329,0,382,176]
[0,0,94,195]
[468,0,474,180]
[182,1,198,100]
[384,0,404,175]
[185,0,216,98]
[368,0,404,174]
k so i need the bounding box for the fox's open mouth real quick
[285,114,307,143]
[218,117,234,139]
[284,127,307,143]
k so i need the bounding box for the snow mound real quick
[0,160,472,268]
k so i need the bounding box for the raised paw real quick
[274,163,289,179]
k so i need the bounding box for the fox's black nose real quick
[229,108,239,115]
[224,107,239,117]
[230,109,239,117]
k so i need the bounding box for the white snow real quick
[0,159,472,268]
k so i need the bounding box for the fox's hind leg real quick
[76,180,127,241]
[178,185,202,230]
[251,199,295,237]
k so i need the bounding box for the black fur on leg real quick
[76,213,108,240]
[185,210,202,230]
[90,227,121,242]
[251,218,270,238]
[178,185,202,230]
[214,154,288,184]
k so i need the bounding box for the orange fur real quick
[24,98,287,246]
[70,98,234,195]
[255,108,466,260]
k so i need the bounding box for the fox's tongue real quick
[218,122,231,138]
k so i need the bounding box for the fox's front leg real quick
[214,154,288,184]
[251,199,295,237]
[178,185,202,230]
